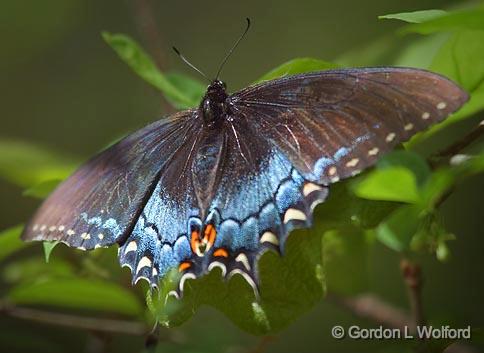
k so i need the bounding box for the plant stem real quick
[430,119,484,168]
[0,301,148,336]
[400,259,425,331]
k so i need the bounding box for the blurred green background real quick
[1,0,483,352]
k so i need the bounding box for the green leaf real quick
[402,8,484,34]
[0,140,77,188]
[102,32,196,109]
[160,226,326,334]
[8,278,143,316]
[431,31,484,93]
[353,167,420,203]
[43,241,60,263]
[23,179,61,199]
[376,204,422,252]
[393,33,450,68]
[407,30,484,145]
[0,225,29,262]
[419,170,455,208]
[378,151,431,185]
[2,256,75,284]
[255,58,340,83]
[352,151,431,203]
[379,9,447,24]
[315,182,399,230]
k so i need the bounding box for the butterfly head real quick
[173,18,251,128]
[206,79,227,98]
[201,80,229,127]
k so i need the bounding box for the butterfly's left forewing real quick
[233,68,468,184]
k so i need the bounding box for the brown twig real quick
[430,120,484,168]
[400,259,425,330]
[0,301,148,336]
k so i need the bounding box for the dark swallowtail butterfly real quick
[21,25,468,298]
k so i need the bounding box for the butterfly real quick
[21,22,468,298]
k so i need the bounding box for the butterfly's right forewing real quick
[21,110,199,250]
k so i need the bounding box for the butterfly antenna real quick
[172,46,210,83]
[215,17,251,80]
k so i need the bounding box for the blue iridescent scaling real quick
[22,67,468,297]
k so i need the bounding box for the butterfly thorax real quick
[191,128,226,216]
[200,80,229,127]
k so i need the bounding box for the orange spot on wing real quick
[213,248,229,258]
[204,224,216,246]
[179,261,192,272]
[190,230,200,254]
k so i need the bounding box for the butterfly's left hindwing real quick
[202,117,329,289]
